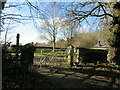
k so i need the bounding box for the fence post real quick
[75,49,80,65]
[16,33,20,63]
[67,45,74,68]
[40,49,43,55]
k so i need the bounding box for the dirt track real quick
[34,65,120,88]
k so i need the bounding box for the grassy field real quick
[34,51,67,56]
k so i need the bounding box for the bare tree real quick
[60,17,80,46]
[1,1,45,45]
[26,1,65,51]
[96,19,112,45]
[0,1,7,45]
[1,1,30,45]
[67,2,120,65]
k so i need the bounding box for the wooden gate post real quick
[75,49,80,65]
[67,45,74,68]
[70,46,74,67]
[16,33,20,63]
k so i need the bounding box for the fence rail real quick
[33,51,69,67]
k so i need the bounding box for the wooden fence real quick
[33,46,109,68]
[5,33,108,69]
[33,46,80,68]
[33,48,69,68]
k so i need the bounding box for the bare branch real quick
[5,3,27,8]
[69,2,114,22]
[91,13,113,17]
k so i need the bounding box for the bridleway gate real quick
[33,46,80,68]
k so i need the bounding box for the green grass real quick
[34,51,67,56]
[34,52,40,56]
[90,48,108,50]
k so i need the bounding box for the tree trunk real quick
[53,41,55,52]
[53,35,56,52]
[107,2,120,65]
